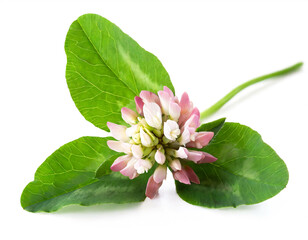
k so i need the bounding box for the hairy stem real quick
[200,62,303,120]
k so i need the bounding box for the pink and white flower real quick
[163,120,181,141]
[107,86,217,199]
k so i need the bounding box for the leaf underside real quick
[23,172,150,213]
[20,137,151,212]
[177,121,289,208]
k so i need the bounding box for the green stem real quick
[200,62,303,120]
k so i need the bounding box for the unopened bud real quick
[170,159,182,171]
[155,147,166,164]
[140,128,153,147]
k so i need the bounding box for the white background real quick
[1,0,307,239]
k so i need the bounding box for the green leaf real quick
[176,121,289,208]
[22,172,151,213]
[65,14,174,131]
[21,137,150,212]
[197,117,226,135]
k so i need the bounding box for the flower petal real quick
[184,166,200,184]
[178,127,191,145]
[190,107,200,119]
[107,140,131,154]
[134,159,152,174]
[131,144,143,158]
[135,96,144,116]
[121,107,138,125]
[140,90,160,105]
[145,175,163,199]
[178,92,194,126]
[120,158,138,179]
[186,131,214,148]
[169,159,182,171]
[198,152,217,163]
[110,155,131,172]
[155,148,166,164]
[126,124,139,137]
[107,122,129,142]
[185,150,205,162]
[173,170,190,185]
[164,120,180,141]
[153,165,167,183]
[175,147,188,159]
[179,92,191,113]
[158,90,171,115]
[163,86,174,98]
[143,102,162,129]
[183,113,200,130]
[140,128,153,147]
[169,102,181,121]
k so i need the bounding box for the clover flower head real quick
[107,86,217,199]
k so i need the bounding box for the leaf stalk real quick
[200,62,303,120]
